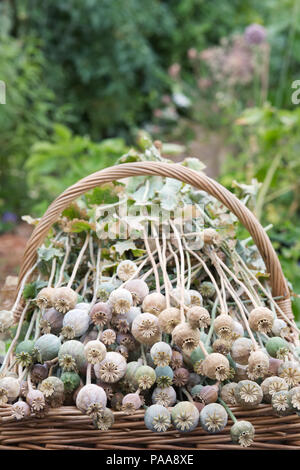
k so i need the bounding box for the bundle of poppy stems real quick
[0,146,300,448]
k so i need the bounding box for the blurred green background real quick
[0,0,299,316]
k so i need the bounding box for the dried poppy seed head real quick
[247,350,269,380]
[142,292,166,316]
[199,282,216,299]
[122,392,142,414]
[40,308,64,335]
[272,318,289,338]
[135,365,156,390]
[231,337,253,365]
[144,404,171,433]
[170,288,191,308]
[36,287,55,309]
[109,288,133,315]
[201,353,230,381]
[76,384,107,419]
[271,390,292,416]
[200,403,227,433]
[0,377,20,404]
[234,380,263,409]
[26,389,46,412]
[188,290,203,306]
[261,376,288,403]
[155,366,174,388]
[266,337,289,360]
[114,315,130,333]
[288,386,300,411]
[194,385,219,405]
[101,329,116,346]
[31,363,49,384]
[94,407,115,430]
[94,351,127,383]
[62,308,90,339]
[116,333,137,351]
[213,338,232,356]
[172,401,200,433]
[0,310,14,334]
[117,260,138,281]
[278,361,300,387]
[124,279,149,305]
[132,313,161,346]
[158,307,181,334]
[115,344,128,360]
[150,342,172,367]
[248,307,274,334]
[61,371,81,393]
[220,383,238,405]
[230,420,255,447]
[214,314,234,339]
[84,340,107,364]
[90,302,112,327]
[170,350,183,369]
[39,376,64,408]
[11,401,31,420]
[187,306,210,329]
[152,386,177,407]
[173,368,190,387]
[172,322,201,356]
[232,320,244,338]
[53,287,78,314]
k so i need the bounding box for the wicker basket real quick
[1,161,299,450]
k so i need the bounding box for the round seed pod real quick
[230,420,255,447]
[152,386,177,407]
[187,306,210,329]
[11,400,31,420]
[39,376,64,407]
[36,287,55,309]
[234,380,263,409]
[232,320,244,338]
[200,403,227,433]
[26,389,45,412]
[202,228,221,245]
[62,309,90,339]
[231,337,253,365]
[40,308,64,335]
[117,260,138,281]
[272,319,289,338]
[126,306,141,325]
[194,384,219,405]
[271,390,292,416]
[170,288,191,308]
[35,334,61,362]
[261,376,288,403]
[0,377,20,404]
[114,314,130,333]
[172,323,201,356]
[31,364,49,384]
[188,290,203,306]
[124,279,149,305]
[144,404,171,433]
[150,342,172,367]
[116,333,137,352]
[122,392,142,414]
[212,338,231,356]
[131,313,161,346]
[15,340,35,367]
[101,329,116,346]
[173,368,190,387]
[155,366,174,388]
[172,401,200,433]
[288,386,300,411]
[61,371,81,393]
[158,307,181,334]
[170,350,183,369]
[58,340,86,372]
[124,361,141,389]
[84,340,107,364]
[278,361,300,387]
[0,310,14,334]
[109,288,133,315]
[115,344,128,359]
[89,302,112,327]
[248,307,274,333]
[266,337,289,359]
[97,281,119,302]
[53,287,78,314]
[247,350,269,380]
[142,292,166,316]
[75,302,90,312]
[199,282,216,299]
[134,365,156,390]
[267,357,283,376]
[220,383,238,405]
[76,384,107,418]
[214,314,234,339]
[94,351,127,383]
[201,353,230,381]
[94,407,115,430]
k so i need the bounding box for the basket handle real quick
[17,161,292,317]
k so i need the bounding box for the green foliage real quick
[26,124,128,215]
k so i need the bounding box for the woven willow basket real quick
[1,161,299,450]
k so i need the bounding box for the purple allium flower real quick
[244,24,267,45]
[2,212,17,224]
